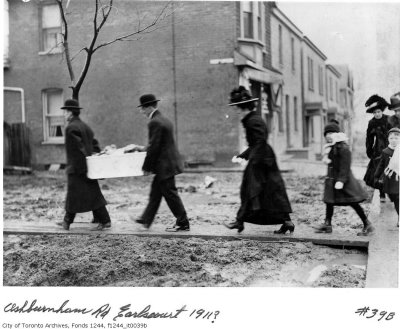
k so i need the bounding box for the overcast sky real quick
[277,1,400,131]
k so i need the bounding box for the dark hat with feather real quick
[228,86,258,106]
[365,94,388,113]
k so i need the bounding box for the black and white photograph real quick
[1,0,399,327]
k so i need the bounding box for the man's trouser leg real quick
[160,176,188,226]
[140,176,163,227]
[64,212,76,224]
[92,206,111,224]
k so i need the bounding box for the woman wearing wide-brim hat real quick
[363,94,391,201]
[224,86,294,234]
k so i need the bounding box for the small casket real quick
[86,152,146,179]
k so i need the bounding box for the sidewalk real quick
[184,158,367,180]
[365,190,399,288]
[3,174,398,287]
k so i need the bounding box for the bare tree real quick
[54,0,174,100]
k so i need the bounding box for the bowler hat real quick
[228,86,258,106]
[365,94,388,113]
[138,94,160,108]
[388,127,400,135]
[61,99,82,110]
[324,121,340,136]
[388,92,400,111]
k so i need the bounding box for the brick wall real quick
[4,0,240,167]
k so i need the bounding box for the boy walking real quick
[315,121,375,236]
[374,127,400,226]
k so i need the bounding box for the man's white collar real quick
[149,109,157,119]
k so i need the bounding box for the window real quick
[40,4,62,53]
[291,37,295,72]
[285,95,290,141]
[294,96,298,131]
[243,2,253,39]
[278,25,283,65]
[335,81,339,103]
[308,57,314,91]
[278,110,284,133]
[318,66,324,95]
[42,89,64,142]
[329,77,333,100]
[4,0,9,65]
[257,2,262,41]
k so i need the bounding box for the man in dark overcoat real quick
[388,92,400,129]
[134,94,190,231]
[57,99,111,231]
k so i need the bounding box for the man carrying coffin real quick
[57,99,112,231]
[133,94,190,232]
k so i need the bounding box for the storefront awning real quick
[234,51,283,84]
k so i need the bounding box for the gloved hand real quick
[232,156,247,166]
[334,181,344,189]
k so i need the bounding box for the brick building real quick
[3,1,355,168]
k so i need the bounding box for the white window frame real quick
[39,3,63,55]
[4,0,10,65]
[318,66,324,95]
[42,88,65,144]
[294,96,298,131]
[241,1,254,39]
[240,2,265,43]
[308,57,314,91]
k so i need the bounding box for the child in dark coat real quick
[315,121,375,236]
[374,127,400,226]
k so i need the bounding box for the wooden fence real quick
[3,122,31,168]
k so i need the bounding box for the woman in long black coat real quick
[315,121,374,236]
[57,99,111,231]
[363,95,390,200]
[224,86,294,234]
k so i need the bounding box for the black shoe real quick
[90,222,111,231]
[313,221,333,233]
[223,221,244,233]
[165,224,190,232]
[56,221,70,230]
[91,218,100,223]
[135,219,150,228]
[357,224,375,236]
[274,221,295,234]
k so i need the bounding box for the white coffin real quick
[86,152,146,179]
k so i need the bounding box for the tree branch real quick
[93,1,173,53]
[56,0,76,86]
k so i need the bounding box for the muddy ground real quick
[3,171,372,287]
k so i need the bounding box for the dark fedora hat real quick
[137,94,160,108]
[388,92,400,111]
[365,94,388,113]
[61,99,82,110]
[228,86,258,106]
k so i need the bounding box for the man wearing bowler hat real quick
[133,94,190,231]
[57,99,112,231]
[388,92,400,128]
